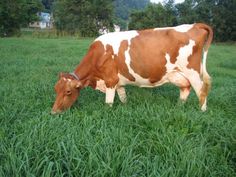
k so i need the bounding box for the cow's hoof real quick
[120,98,127,104]
[177,99,186,105]
[201,106,207,112]
[106,103,113,107]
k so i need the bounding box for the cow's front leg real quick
[105,88,116,107]
[117,87,127,103]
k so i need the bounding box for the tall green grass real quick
[0,37,235,176]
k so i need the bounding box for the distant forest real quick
[0,0,235,41]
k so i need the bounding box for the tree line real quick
[129,0,236,41]
[0,0,235,41]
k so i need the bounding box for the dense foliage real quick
[0,0,43,37]
[129,0,236,41]
[41,0,54,12]
[129,1,176,30]
[176,0,236,41]
[53,0,114,37]
[114,0,150,29]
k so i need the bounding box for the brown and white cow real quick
[52,23,213,114]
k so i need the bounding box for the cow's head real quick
[51,73,82,114]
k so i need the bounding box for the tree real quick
[128,0,236,41]
[194,0,236,41]
[114,0,150,30]
[41,0,54,11]
[0,0,43,37]
[176,0,236,41]
[53,0,114,37]
[129,3,177,30]
[175,0,198,24]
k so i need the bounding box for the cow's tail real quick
[197,23,213,109]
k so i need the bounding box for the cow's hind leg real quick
[117,87,127,103]
[180,87,191,102]
[168,71,191,102]
[183,70,211,111]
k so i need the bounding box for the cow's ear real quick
[71,80,82,88]
[83,80,91,87]
[59,72,65,78]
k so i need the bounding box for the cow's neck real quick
[73,53,96,88]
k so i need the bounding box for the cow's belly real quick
[96,71,190,92]
[118,71,190,88]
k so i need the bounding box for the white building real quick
[29,12,53,29]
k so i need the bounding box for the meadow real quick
[0,37,235,177]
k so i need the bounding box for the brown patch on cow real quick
[186,27,209,73]
[127,29,189,83]
[91,42,119,88]
[115,40,135,81]
[73,41,119,88]
[186,44,201,73]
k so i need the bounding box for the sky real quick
[150,0,185,4]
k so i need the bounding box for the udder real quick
[167,71,190,88]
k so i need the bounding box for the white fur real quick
[105,88,116,105]
[165,53,176,72]
[180,88,191,101]
[175,40,203,97]
[154,24,193,33]
[117,87,127,103]
[201,99,207,111]
[203,51,208,74]
[176,40,195,66]
[95,80,106,93]
[95,31,139,55]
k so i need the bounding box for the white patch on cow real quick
[175,39,203,97]
[105,88,116,106]
[67,79,71,82]
[118,73,130,86]
[165,53,176,72]
[176,39,195,66]
[96,80,106,93]
[95,30,139,55]
[164,53,190,88]
[154,24,193,33]
[202,51,208,74]
[201,99,207,111]
[167,72,190,88]
[174,24,194,32]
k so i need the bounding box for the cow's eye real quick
[66,90,72,95]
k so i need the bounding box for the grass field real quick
[0,37,235,177]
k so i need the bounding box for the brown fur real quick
[115,40,136,81]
